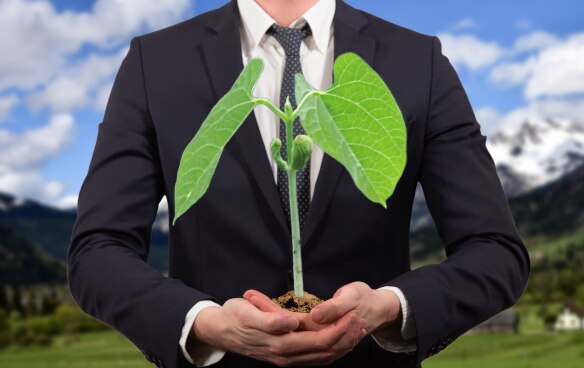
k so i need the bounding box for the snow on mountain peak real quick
[487,118,584,196]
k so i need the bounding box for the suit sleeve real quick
[67,37,215,368]
[384,36,531,366]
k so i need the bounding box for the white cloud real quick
[524,34,584,99]
[519,97,584,123]
[0,94,18,122]
[28,78,89,113]
[489,58,537,87]
[0,114,74,202]
[27,48,127,112]
[490,33,584,99]
[0,114,75,170]
[95,81,115,111]
[0,169,65,202]
[55,194,79,210]
[479,97,584,136]
[475,106,504,136]
[0,0,196,206]
[437,33,505,70]
[512,30,560,54]
[0,0,193,91]
[452,18,480,31]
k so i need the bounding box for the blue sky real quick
[1,0,583,208]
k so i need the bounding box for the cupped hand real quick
[309,282,402,335]
[192,296,366,366]
[242,289,327,332]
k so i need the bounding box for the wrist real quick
[370,289,401,333]
[191,306,222,347]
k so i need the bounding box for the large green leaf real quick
[173,58,263,225]
[295,52,407,208]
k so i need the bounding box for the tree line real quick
[0,284,108,348]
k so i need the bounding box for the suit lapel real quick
[300,0,378,247]
[200,1,290,235]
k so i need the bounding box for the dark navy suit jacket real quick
[67,1,530,367]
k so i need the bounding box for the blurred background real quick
[0,0,583,367]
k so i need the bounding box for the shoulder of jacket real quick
[358,9,435,50]
[135,6,221,50]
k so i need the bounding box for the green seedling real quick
[173,53,407,297]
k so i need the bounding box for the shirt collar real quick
[237,0,335,54]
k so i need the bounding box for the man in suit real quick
[67,0,530,367]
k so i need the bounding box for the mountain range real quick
[410,159,584,265]
[0,223,66,284]
[487,118,584,197]
[411,117,584,231]
[0,192,169,281]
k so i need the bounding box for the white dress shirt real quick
[179,0,417,366]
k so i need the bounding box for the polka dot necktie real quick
[267,23,312,232]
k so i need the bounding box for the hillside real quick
[0,192,169,272]
[0,224,66,284]
[411,162,584,265]
[511,164,584,238]
[487,118,584,197]
[0,192,76,261]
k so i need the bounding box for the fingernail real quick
[312,307,324,322]
[360,329,366,338]
[243,291,254,299]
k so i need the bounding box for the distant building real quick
[471,309,519,334]
[554,302,584,331]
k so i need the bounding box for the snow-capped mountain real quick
[408,118,584,230]
[487,118,584,197]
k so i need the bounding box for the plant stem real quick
[254,98,288,122]
[292,90,321,117]
[262,97,305,297]
[284,114,304,297]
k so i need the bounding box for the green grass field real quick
[425,332,584,368]
[0,331,150,368]
[0,330,583,367]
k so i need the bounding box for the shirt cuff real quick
[370,286,417,353]
[179,300,226,366]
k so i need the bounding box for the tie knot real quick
[268,23,312,56]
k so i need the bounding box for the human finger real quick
[237,301,299,334]
[279,312,364,356]
[244,290,327,331]
[280,327,366,366]
[310,291,357,324]
[245,293,283,313]
[261,314,365,367]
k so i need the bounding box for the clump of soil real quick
[272,290,323,313]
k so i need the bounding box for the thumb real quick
[311,290,355,324]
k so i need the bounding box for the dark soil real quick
[272,290,323,313]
